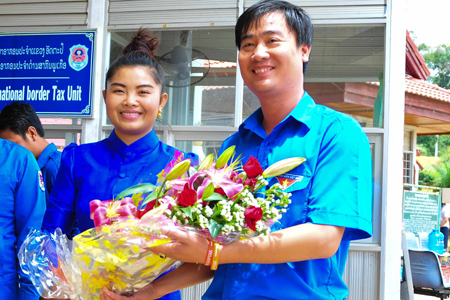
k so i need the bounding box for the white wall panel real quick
[108,0,238,29]
[0,0,88,30]
[343,250,381,300]
[245,0,386,22]
[246,0,386,5]
[181,280,211,300]
[0,2,86,14]
[0,0,77,3]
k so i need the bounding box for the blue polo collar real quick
[37,142,58,169]
[239,91,316,137]
[107,129,159,157]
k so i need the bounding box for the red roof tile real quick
[405,77,450,103]
[369,78,450,103]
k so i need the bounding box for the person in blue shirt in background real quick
[0,138,46,300]
[102,1,373,300]
[42,28,196,300]
[0,102,62,205]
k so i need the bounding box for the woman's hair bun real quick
[122,27,159,57]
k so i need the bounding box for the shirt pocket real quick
[277,173,311,193]
[275,173,311,226]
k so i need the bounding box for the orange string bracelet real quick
[204,240,214,266]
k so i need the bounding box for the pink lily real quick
[188,166,244,199]
[89,197,137,227]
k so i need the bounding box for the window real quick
[244,25,386,127]
[403,151,414,184]
[109,29,237,127]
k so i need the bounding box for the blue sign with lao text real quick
[0,31,95,117]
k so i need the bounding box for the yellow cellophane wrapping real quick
[67,216,179,300]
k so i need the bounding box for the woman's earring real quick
[158,109,162,118]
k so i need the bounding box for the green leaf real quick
[201,183,215,200]
[208,219,224,238]
[203,192,227,202]
[116,183,156,200]
[180,207,193,220]
[140,190,158,208]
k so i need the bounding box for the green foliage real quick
[433,151,450,188]
[417,135,450,157]
[420,150,450,188]
[419,43,450,89]
[417,135,436,156]
[419,167,438,186]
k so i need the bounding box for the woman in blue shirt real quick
[42,29,195,300]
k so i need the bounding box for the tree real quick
[417,135,450,157]
[433,151,450,188]
[419,44,450,89]
[419,149,450,188]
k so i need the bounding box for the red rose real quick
[178,183,198,207]
[135,199,157,219]
[244,178,258,191]
[244,206,263,231]
[243,155,264,178]
[215,187,226,196]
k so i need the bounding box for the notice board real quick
[403,191,440,235]
[0,31,95,117]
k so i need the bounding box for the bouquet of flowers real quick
[148,145,307,243]
[19,147,305,299]
[19,200,181,300]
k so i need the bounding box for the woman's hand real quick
[100,284,158,300]
[150,226,210,263]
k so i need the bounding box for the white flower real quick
[203,206,213,217]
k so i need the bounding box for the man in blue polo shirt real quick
[0,102,62,205]
[101,1,373,300]
[0,138,46,300]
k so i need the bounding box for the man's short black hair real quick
[235,0,314,74]
[0,102,45,139]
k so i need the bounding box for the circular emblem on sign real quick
[69,44,89,71]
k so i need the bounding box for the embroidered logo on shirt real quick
[276,173,303,190]
[38,170,45,192]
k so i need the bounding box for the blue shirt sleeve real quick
[42,158,59,200]
[15,150,46,300]
[42,143,77,237]
[306,118,373,240]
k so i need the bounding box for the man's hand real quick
[150,226,210,263]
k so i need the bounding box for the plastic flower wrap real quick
[133,146,307,244]
[19,199,181,300]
